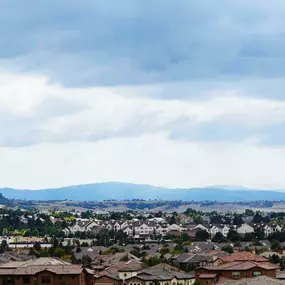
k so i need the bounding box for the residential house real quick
[220,251,268,263]
[0,257,95,285]
[172,253,216,271]
[195,261,279,285]
[263,224,283,237]
[125,268,195,285]
[236,224,254,236]
[64,220,102,235]
[95,260,195,285]
[210,225,230,238]
[217,276,285,285]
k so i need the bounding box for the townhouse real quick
[210,225,230,238]
[64,219,102,235]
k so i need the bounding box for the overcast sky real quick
[1,0,285,190]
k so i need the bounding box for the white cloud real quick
[1,135,285,190]
[0,72,285,189]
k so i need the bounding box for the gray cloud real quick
[0,97,88,147]
[35,97,88,118]
[1,0,285,98]
[167,116,285,147]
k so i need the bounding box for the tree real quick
[82,255,92,268]
[28,248,36,256]
[227,229,241,243]
[31,229,39,237]
[130,249,141,258]
[255,227,265,240]
[212,232,226,243]
[245,209,255,216]
[271,240,281,252]
[221,245,234,254]
[1,240,7,250]
[270,254,280,264]
[242,233,255,242]
[268,232,285,243]
[181,233,190,242]
[195,230,209,241]
[34,242,42,252]
[184,208,198,215]
[280,259,285,271]
[54,247,65,258]
[233,215,244,226]
[193,215,203,225]
[169,215,176,225]
[252,212,263,224]
[153,280,160,285]
[39,250,50,257]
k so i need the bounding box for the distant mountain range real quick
[0,182,285,202]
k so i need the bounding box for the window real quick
[232,272,240,279]
[23,277,30,284]
[41,276,51,284]
[253,271,261,277]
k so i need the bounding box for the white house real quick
[194,224,209,232]
[263,224,283,236]
[237,224,254,235]
[221,225,230,237]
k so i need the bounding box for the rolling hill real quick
[0,182,285,201]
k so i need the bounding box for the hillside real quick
[0,182,285,201]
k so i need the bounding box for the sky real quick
[1,0,285,190]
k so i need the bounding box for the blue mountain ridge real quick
[0,182,285,201]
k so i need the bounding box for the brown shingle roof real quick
[118,260,143,272]
[0,265,83,276]
[201,261,279,271]
[217,276,285,285]
[15,265,83,275]
[199,274,217,279]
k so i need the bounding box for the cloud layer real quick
[1,1,285,189]
[1,1,285,89]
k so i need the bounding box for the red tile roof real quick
[221,252,267,263]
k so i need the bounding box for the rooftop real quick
[221,252,268,263]
[0,257,70,268]
[217,276,285,285]
[200,261,279,271]
[0,258,88,276]
[199,274,217,279]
